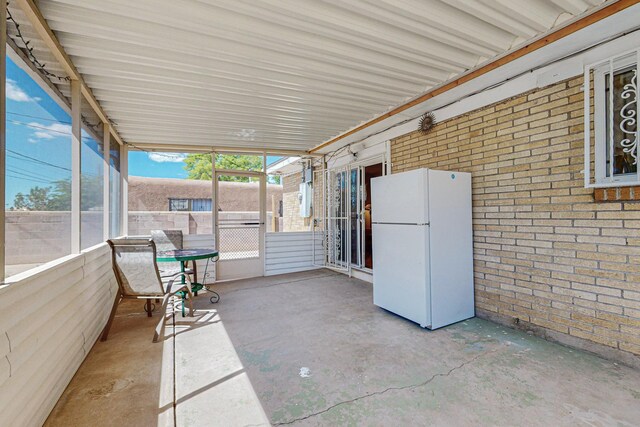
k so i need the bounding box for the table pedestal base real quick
[178,283,220,316]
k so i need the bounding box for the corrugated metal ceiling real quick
[9,0,606,152]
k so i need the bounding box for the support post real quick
[103,123,110,240]
[260,153,267,275]
[0,4,7,280]
[212,151,217,240]
[121,144,128,236]
[271,195,278,232]
[212,151,217,281]
[70,80,81,253]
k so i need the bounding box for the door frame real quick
[350,155,388,273]
[325,166,350,271]
[312,164,327,268]
[322,143,390,274]
[214,168,266,281]
[349,165,363,269]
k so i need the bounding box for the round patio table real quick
[156,248,220,313]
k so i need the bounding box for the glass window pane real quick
[128,151,212,236]
[266,157,309,233]
[350,168,359,266]
[282,172,304,233]
[265,173,283,232]
[605,66,638,177]
[109,140,121,237]
[192,199,212,211]
[80,126,104,249]
[215,153,263,172]
[5,56,72,277]
[169,199,189,211]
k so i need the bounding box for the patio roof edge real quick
[126,142,320,157]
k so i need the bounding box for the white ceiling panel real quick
[8,0,607,151]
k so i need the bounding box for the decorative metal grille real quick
[326,168,349,270]
[169,198,212,211]
[584,50,640,187]
[619,68,638,166]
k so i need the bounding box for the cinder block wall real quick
[5,211,103,265]
[390,75,640,361]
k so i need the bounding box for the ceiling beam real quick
[309,0,640,153]
[6,37,70,110]
[14,0,125,146]
[128,142,322,157]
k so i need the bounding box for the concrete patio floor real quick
[47,270,640,426]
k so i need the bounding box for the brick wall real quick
[282,193,307,231]
[283,172,301,193]
[391,75,640,359]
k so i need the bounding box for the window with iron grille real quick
[584,51,639,187]
[169,198,212,211]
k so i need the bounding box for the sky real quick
[128,152,282,178]
[6,55,73,208]
[5,55,282,208]
[128,151,191,178]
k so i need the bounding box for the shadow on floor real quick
[45,294,269,427]
[45,299,173,426]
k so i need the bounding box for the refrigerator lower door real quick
[372,223,430,328]
[428,170,475,329]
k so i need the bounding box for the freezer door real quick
[372,223,430,328]
[371,169,429,224]
[427,170,475,329]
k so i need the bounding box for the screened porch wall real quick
[0,244,116,426]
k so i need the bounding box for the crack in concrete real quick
[5,355,11,378]
[272,349,498,426]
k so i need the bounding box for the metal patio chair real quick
[102,238,195,343]
[151,229,197,280]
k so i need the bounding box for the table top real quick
[156,248,219,262]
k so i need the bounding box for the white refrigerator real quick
[371,168,474,329]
